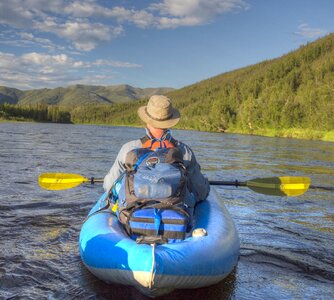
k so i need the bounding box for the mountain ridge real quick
[0,84,174,106]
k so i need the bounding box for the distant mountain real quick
[0,84,174,106]
[0,86,24,105]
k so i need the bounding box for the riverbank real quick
[0,118,73,125]
[172,123,334,142]
[3,117,333,142]
[224,127,334,142]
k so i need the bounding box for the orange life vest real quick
[141,135,177,150]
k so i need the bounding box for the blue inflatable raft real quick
[79,188,239,297]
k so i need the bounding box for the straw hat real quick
[137,95,180,128]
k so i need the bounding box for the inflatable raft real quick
[79,188,239,297]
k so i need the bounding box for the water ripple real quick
[0,122,333,299]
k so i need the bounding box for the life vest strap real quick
[141,128,177,149]
[140,135,178,150]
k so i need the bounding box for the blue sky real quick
[0,0,333,90]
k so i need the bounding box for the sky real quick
[0,0,333,90]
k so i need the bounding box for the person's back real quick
[103,95,210,204]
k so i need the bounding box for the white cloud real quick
[0,52,17,69]
[21,52,69,65]
[64,1,127,19]
[61,0,249,28]
[92,59,142,68]
[0,51,142,89]
[67,74,117,86]
[33,17,123,51]
[0,0,123,51]
[0,0,34,27]
[19,32,61,50]
[0,0,249,51]
[150,0,249,28]
[0,52,74,88]
[295,23,328,39]
[0,30,68,53]
[64,1,100,17]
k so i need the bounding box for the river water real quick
[0,122,333,299]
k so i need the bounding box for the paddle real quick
[38,173,104,191]
[38,173,320,197]
[210,178,334,194]
[209,177,311,196]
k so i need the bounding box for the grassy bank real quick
[73,119,334,142]
[0,116,35,123]
[225,127,334,142]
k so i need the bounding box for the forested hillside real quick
[167,33,334,139]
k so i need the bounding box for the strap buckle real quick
[136,235,168,245]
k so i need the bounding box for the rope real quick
[148,243,156,289]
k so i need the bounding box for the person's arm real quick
[103,140,141,192]
[103,150,125,192]
[181,144,210,201]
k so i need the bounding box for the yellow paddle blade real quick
[246,176,311,196]
[38,173,89,190]
[279,176,311,196]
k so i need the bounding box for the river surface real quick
[0,122,333,299]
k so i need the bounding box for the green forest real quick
[168,33,334,141]
[1,33,334,141]
[0,103,71,123]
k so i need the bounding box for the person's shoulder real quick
[118,139,142,160]
[121,139,142,149]
[175,140,194,158]
[176,140,192,151]
[120,139,142,152]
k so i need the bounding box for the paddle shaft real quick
[89,179,331,191]
[209,180,247,187]
[90,178,104,184]
[310,185,334,191]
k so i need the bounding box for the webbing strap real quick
[133,152,152,171]
[121,199,190,237]
[153,208,161,236]
[111,172,126,202]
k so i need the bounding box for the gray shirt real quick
[103,139,210,201]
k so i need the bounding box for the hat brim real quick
[137,106,180,129]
